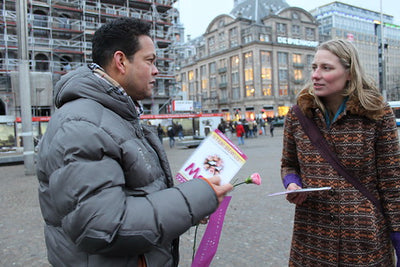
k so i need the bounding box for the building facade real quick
[311,1,400,101]
[176,0,319,121]
[176,0,400,121]
[0,0,180,118]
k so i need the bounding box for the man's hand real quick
[286,183,307,205]
[206,176,233,204]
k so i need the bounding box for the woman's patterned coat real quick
[281,94,400,266]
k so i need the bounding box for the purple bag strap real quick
[292,105,384,214]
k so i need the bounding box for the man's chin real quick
[142,93,153,100]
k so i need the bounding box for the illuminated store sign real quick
[277,37,319,47]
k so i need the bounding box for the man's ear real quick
[113,51,127,74]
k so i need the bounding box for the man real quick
[36,18,232,266]
[167,124,175,148]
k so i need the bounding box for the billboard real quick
[172,100,194,111]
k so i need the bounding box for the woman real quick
[281,39,400,266]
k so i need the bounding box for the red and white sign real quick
[172,100,194,112]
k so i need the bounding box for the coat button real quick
[329,189,335,196]
[330,213,335,221]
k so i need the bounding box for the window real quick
[279,69,288,81]
[261,51,272,81]
[244,52,253,83]
[220,74,227,84]
[220,89,228,101]
[294,69,303,80]
[230,39,239,48]
[278,52,288,66]
[243,35,252,43]
[189,82,194,95]
[246,85,255,97]
[293,54,302,64]
[201,79,208,90]
[261,51,271,65]
[219,32,225,42]
[181,83,187,92]
[208,36,215,46]
[209,77,217,89]
[200,66,208,90]
[229,27,239,47]
[231,55,239,68]
[277,23,287,35]
[209,62,216,74]
[261,68,271,80]
[208,36,215,53]
[279,84,288,96]
[180,74,187,92]
[200,65,207,77]
[307,55,313,66]
[188,70,194,81]
[306,28,315,39]
[181,73,186,82]
[292,25,300,35]
[229,27,237,37]
[262,84,272,96]
[259,34,270,42]
[218,32,226,50]
[231,72,239,84]
[244,52,253,65]
[244,69,253,83]
[35,54,49,71]
[232,87,240,100]
[219,59,227,68]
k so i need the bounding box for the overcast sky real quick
[174,0,400,39]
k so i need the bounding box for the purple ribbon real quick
[191,196,232,267]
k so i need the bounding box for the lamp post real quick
[16,0,35,175]
[379,0,387,101]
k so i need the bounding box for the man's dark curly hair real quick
[92,18,151,67]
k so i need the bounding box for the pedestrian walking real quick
[218,118,226,134]
[236,121,245,145]
[167,124,175,148]
[269,121,274,137]
[177,123,184,140]
[157,123,164,144]
[260,118,266,136]
[280,39,400,266]
[248,120,254,138]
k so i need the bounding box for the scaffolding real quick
[0,0,180,115]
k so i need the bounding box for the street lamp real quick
[16,0,35,175]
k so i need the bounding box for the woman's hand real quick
[286,183,308,205]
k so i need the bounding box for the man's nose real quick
[152,65,159,76]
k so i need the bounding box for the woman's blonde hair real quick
[299,39,384,113]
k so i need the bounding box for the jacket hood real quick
[297,90,384,120]
[54,65,138,120]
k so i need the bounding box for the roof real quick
[230,0,290,23]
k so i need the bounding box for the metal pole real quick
[380,0,387,101]
[16,0,35,175]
